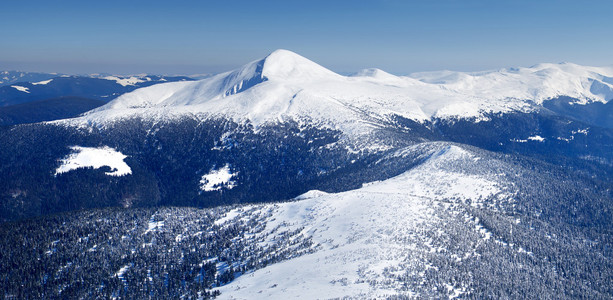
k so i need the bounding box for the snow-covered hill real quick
[217,144,508,298]
[73,50,613,135]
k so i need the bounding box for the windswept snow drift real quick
[55,146,131,176]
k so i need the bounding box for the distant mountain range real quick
[0,72,194,125]
[77,50,613,131]
[0,70,59,87]
[0,50,612,298]
[0,97,105,126]
[0,73,194,107]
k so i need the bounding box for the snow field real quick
[200,164,237,192]
[55,146,131,176]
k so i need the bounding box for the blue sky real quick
[1,0,611,75]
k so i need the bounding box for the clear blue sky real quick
[1,0,611,75]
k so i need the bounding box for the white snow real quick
[52,50,613,150]
[572,128,589,135]
[10,85,30,93]
[350,68,407,86]
[55,146,131,176]
[411,62,613,105]
[294,190,329,200]
[144,215,164,234]
[115,264,132,286]
[200,164,237,191]
[115,265,130,278]
[527,135,545,142]
[32,79,53,85]
[214,209,241,226]
[217,144,505,299]
[60,50,613,142]
[103,76,146,86]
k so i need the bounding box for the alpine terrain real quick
[0,73,193,126]
[1,50,612,299]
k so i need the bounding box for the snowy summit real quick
[66,50,613,134]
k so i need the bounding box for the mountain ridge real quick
[68,50,613,135]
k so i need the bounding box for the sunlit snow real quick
[294,189,329,200]
[144,214,164,235]
[217,145,507,299]
[32,79,53,85]
[527,135,545,142]
[10,85,30,93]
[103,76,145,87]
[71,50,613,137]
[200,164,237,191]
[55,146,131,176]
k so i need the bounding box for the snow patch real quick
[115,265,130,278]
[214,209,241,225]
[103,76,145,87]
[144,216,164,235]
[527,135,545,142]
[32,79,53,85]
[10,85,29,93]
[200,164,237,191]
[55,146,131,176]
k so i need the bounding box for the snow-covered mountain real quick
[0,73,194,107]
[74,50,613,131]
[409,62,613,104]
[1,50,613,299]
[0,70,59,87]
[2,49,611,220]
[0,73,195,125]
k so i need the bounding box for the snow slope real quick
[216,144,509,299]
[63,50,613,136]
[410,62,613,105]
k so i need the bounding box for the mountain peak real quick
[258,49,339,80]
[210,49,339,97]
[79,53,613,130]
